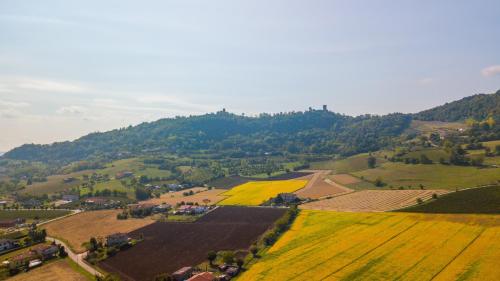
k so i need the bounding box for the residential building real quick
[106,233,129,247]
[0,239,18,251]
[172,266,194,281]
[31,244,59,260]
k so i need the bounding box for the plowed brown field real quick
[99,206,287,281]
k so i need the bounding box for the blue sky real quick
[0,0,499,151]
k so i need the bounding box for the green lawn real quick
[310,152,390,173]
[354,162,500,190]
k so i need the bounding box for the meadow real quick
[218,180,307,206]
[309,152,390,173]
[239,210,500,281]
[354,162,500,190]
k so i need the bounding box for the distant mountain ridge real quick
[3,90,499,163]
[3,110,410,163]
[413,90,500,122]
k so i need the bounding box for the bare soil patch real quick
[301,189,450,212]
[295,171,353,199]
[43,210,154,253]
[329,174,361,185]
[99,206,286,281]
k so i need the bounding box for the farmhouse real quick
[21,199,41,209]
[277,193,299,203]
[62,194,79,202]
[172,266,194,281]
[187,272,215,281]
[31,244,59,260]
[63,177,76,183]
[0,239,18,251]
[106,233,129,247]
[115,171,134,179]
[153,203,171,213]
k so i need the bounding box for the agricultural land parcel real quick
[240,210,500,281]
[43,210,154,253]
[217,180,307,206]
[403,185,500,214]
[0,209,71,222]
[301,190,450,212]
[142,187,226,206]
[295,171,353,199]
[6,259,90,281]
[100,206,286,281]
[354,162,500,190]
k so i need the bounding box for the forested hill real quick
[3,109,411,163]
[413,90,500,122]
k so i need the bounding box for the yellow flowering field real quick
[239,210,500,280]
[217,180,307,206]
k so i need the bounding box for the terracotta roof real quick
[187,272,215,281]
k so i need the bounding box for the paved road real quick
[47,236,103,278]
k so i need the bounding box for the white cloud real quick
[481,65,500,77]
[0,76,87,94]
[0,99,30,108]
[56,105,87,115]
[418,78,433,85]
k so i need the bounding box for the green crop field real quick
[353,162,500,190]
[0,210,71,221]
[310,152,390,173]
[240,210,500,281]
[404,148,449,162]
[401,185,500,214]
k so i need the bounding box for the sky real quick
[1,0,499,152]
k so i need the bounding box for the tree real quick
[207,251,217,265]
[419,154,433,164]
[374,177,385,187]
[236,258,244,269]
[221,251,234,264]
[59,245,68,257]
[367,156,376,168]
[250,245,258,257]
[135,187,151,200]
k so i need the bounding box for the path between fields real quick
[47,236,103,278]
[296,170,354,199]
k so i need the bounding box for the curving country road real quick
[46,236,103,278]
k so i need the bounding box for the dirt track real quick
[295,170,353,199]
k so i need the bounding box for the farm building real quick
[20,199,41,209]
[175,205,207,215]
[172,266,194,281]
[62,194,79,202]
[10,251,37,268]
[31,244,59,260]
[115,171,134,179]
[0,239,18,251]
[106,233,129,247]
[153,203,171,213]
[187,272,215,281]
[277,193,299,203]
